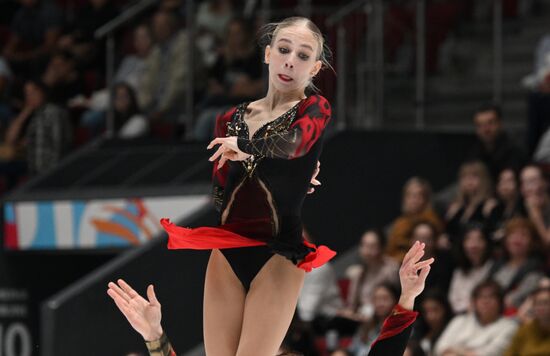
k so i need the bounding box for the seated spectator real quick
[504,286,550,356]
[520,164,550,247]
[409,221,454,294]
[75,24,154,133]
[114,24,154,92]
[489,217,544,312]
[433,280,518,356]
[492,168,525,241]
[137,10,204,124]
[467,104,527,180]
[341,230,399,324]
[0,57,14,128]
[515,276,550,324]
[196,0,234,42]
[297,260,344,333]
[524,34,550,155]
[412,288,454,356]
[194,17,265,141]
[2,0,63,78]
[57,0,118,72]
[386,177,444,262]
[111,83,148,139]
[446,160,498,243]
[329,349,353,356]
[448,224,494,314]
[0,79,71,187]
[41,51,83,105]
[348,282,399,356]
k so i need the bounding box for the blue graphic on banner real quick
[72,201,86,246]
[34,203,56,248]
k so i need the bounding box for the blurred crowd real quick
[1,1,550,354]
[283,103,550,356]
[0,0,269,192]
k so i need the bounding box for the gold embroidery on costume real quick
[227,102,299,176]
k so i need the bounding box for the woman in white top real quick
[448,224,494,314]
[434,280,518,356]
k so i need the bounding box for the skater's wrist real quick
[397,294,415,310]
[143,326,164,342]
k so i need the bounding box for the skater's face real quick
[264,24,322,93]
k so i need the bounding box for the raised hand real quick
[398,241,434,310]
[107,279,163,341]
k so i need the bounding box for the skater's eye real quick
[298,52,310,61]
[278,47,290,54]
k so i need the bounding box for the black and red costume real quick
[161,94,335,289]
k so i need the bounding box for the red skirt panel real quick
[160,218,336,272]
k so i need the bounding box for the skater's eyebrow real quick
[276,38,314,52]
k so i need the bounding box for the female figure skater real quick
[108,241,434,356]
[158,16,336,356]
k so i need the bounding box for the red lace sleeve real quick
[212,107,235,211]
[236,95,331,159]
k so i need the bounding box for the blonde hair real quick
[401,176,433,212]
[258,16,334,93]
[456,161,493,204]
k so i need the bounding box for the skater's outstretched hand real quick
[107,279,163,341]
[397,241,434,310]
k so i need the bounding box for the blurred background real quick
[0,0,550,355]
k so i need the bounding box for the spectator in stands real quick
[467,104,527,180]
[40,51,82,105]
[433,280,518,356]
[504,286,550,356]
[197,0,235,41]
[409,220,454,294]
[75,24,154,133]
[412,288,454,356]
[446,160,498,243]
[110,83,148,139]
[297,255,344,335]
[0,57,13,128]
[524,34,550,155]
[138,10,203,124]
[341,230,399,325]
[194,0,235,68]
[492,168,525,241]
[386,177,444,262]
[489,217,544,312]
[193,17,265,141]
[57,0,118,71]
[515,276,550,324]
[448,224,494,314]
[348,282,400,356]
[520,164,550,247]
[329,349,353,356]
[0,79,71,186]
[2,0,63,78]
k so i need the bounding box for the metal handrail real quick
[94,0,159,138]
[325,0,367,27]
[94,0,158,40]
